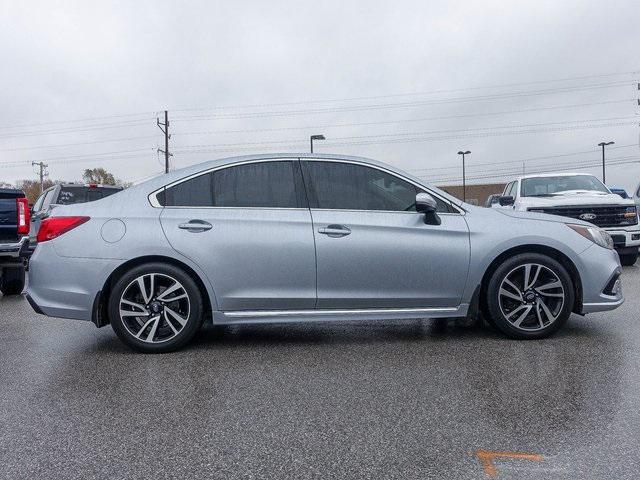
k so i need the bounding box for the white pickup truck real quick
[496,172,640,266]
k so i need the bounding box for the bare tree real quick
[16,179,57,203]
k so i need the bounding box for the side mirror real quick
[499,195,515,206]
[415,193,441,225]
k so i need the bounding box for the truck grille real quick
[527,205,638,228]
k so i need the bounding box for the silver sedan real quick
[26,154,623,352]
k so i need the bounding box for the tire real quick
[485,253,574,340]
[108,262,204,353]
[0,267,26,296]
[619,252,638,267]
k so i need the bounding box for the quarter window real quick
[159,161,305,208]
[304,161,450,212]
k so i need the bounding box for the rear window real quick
[56,186,121,205]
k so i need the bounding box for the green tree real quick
[82,168,119,185]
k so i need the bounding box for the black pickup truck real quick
[0,188,30,295]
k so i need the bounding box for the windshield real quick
[56,186,121,205]
[521,175,609,197]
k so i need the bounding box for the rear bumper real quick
[25,242,118,321]
[0,236,29,260]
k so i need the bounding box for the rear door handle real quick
[178,220,213,232]
[318,224,351,237]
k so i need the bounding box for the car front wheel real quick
[108,263,203,353]
[485,253,575,339]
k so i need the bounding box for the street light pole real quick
[457,150,471,202]
[597,141,615,184]
[310,134,325,153]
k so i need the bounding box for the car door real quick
[159,159,317,311]
[302,159,470,309]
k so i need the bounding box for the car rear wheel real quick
[0,266,26,295]
[108,263,203,353]
[485,253,574,339]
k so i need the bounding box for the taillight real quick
[37,216,90,243]
[17,197,30,235]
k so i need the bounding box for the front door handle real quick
[178,220,213,233]
[318,224,351,238]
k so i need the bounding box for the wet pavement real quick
[1,266,639,479]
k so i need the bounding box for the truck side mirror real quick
[499,195,515,206]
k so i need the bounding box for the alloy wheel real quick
[118,273,191,343]
[498,263,565,332]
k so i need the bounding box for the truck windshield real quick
[521,175,609,197]
[57,186,121,205]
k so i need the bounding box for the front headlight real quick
[567,224,614,249]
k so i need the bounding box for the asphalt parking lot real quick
[1,267,639,479]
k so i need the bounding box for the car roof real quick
[129,152,465,207]
[516,172,598,181]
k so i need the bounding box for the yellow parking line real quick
[476,450,543,477]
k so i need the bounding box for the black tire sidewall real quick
[108,262,203,353]
[1,267,26,295]
[486,253,575,339]
[619,253,638,267]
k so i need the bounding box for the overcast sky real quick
[1,0,639,193]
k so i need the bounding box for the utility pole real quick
[31,161,48,194]
[157,110,171,173]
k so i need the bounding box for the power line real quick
[429,155,640,184]
[409,143,640,173]
[172,117,638,152]
[173,69,640,112]
[0,152,154,170]
[0,118,153,140]
[0,111,155,131]
[0,135,157,152]
[171,99,635,137]
[173,81,636,121]
[0,147,153,165]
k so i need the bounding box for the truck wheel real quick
[619,252,638,267]
[0,267,26,295]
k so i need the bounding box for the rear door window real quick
[159,160,307,208]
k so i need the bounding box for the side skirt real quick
[213,304,469,325]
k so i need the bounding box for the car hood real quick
[519,191,634,207]
[490,206,591,226]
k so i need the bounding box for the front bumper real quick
[604,226,640,250]
[577,244,624,314]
